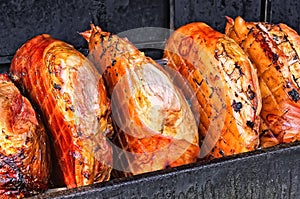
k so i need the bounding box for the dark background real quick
[1,0,300,65]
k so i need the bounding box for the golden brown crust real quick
[0,73,50,198]
[10,34,112,188]
[82,25,199,176]
[225,16,300,147]
[164,22,261,158]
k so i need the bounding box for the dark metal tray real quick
[31,142,300,199]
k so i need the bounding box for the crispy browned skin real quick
[164,22,261,159]
[0,74,50,198]
[10,34,112,188]
[226,16,300,148]
[82,25,199,176]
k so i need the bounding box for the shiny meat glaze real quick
[164,22,261,159]
[0,74,50,198]
[10,34,112,188]
[82,25,199,176]
[226,16,300,148]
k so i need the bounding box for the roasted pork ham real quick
[0,73,50,198]
[164,22,261,159]
[81,25,199,176]
[226,16,300,148]
[10,34,112,188]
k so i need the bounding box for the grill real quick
[1,0,300,198]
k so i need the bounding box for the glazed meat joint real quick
[10,34,113,190]
[226,16,300,147]
[164,22,261,159]
[1,0,300,198]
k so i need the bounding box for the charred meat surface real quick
[10,34,112,188]
[226,16,300,148]
[0,73,50,198]
[164,22,261,159]
[81,25,199,176]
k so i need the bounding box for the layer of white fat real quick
[111,62,198,144]
[59,53,101,140]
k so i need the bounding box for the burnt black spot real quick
[288,88,300,102]
[275,65,280,71]
[293,55,298,60]
[32,156,37,161]
[193,78,203,86]
[68,106,75,112]
[25,136,31,144]
[53,83,61,90]
[292,75,300,89]
[100,34,105,41]
[96,116,100,123]
[259,129,274,138]
[246,85,256,100]
[18,150,25,160]
[261,129,269,135]
[285,82,291,88]
[232,100,243,112]
[283,34,289,41]
[235,63,244,76]
[83,172,91,180]
[108,33,113,41]
[248,27,254,35]
[219,149,225,156]
[209,87,215,98]
[112,59,116,66]
[246,121,255,129]
[273,53,279,63]
[115,39,121,51]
